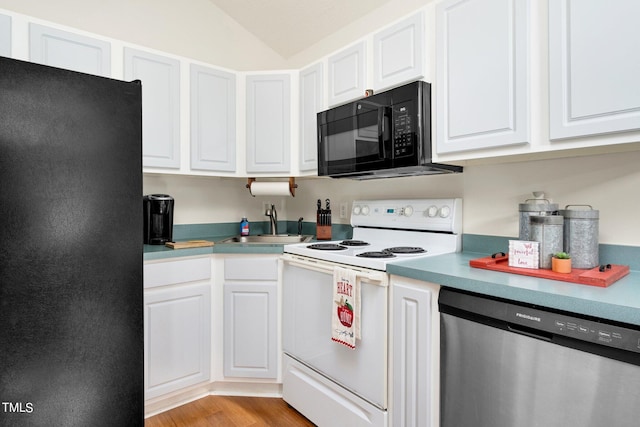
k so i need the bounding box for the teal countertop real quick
[144,235,286,260]
[387,251,640,326]
[143,221,353,261]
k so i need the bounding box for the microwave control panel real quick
[393,101,415,158]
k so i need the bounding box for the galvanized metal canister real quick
[530,215,564,269]
[519,199,559,240]
[558,205,599,269]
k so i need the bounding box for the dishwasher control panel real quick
[508,306,640,354]
[550,314,640,353]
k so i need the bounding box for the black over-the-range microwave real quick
[317,80,462,179]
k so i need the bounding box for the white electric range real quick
[281,199,462,427]
[284,198,462,270]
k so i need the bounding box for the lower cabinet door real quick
[144,282,211,399]
[223,281,277,378]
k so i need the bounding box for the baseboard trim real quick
[145,381,282,417]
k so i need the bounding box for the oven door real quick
[281,254,388,409]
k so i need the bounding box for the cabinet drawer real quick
[144,257,211,288]
[224,257,278,281]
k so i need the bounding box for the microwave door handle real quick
[378,107,392,159]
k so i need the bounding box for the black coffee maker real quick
[143,194,174,245]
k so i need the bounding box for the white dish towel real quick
[331,266,361,349]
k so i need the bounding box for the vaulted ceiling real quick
[207,0,392,58]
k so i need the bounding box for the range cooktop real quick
[284,199,462,271]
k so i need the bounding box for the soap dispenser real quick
[240,217,250,236]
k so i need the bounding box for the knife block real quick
[316,205,332,240]
[316,224,332,240]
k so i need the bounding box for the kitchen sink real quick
[220,234,314,244]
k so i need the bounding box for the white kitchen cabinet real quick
[435,0,530,154]
[190,64,236,172]
[298,62,323,172]
[390,277,440,427]
[144,257,212,400]
[0,14,11,57]
[328,41,366,106]
[29,23,111,77]
[245,74,291,173]
[549,0,640,140]
[124,48,180,169]
[373,12,424,91]
[223,256,278,379]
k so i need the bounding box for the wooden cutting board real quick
[470,254,629,287]
[165,240,214,249]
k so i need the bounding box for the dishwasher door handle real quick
[507,323,553,341]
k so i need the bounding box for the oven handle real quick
[281,254,389,286]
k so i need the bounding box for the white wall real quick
[143,174,292,225]
[462,150,640,245]
[147,148,640,246]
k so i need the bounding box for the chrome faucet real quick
[265,204,278,235]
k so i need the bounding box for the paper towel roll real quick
[249,181,292,196]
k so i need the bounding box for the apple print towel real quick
[332,266,360,349]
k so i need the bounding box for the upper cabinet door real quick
[29,24,111,77]
[328,41,366,106]
[436,0,530,154]
[124,48,180,169]
[299,63,323,172]
[246,74,291,173]
[190,65,236,172]
[549,0,640,140]
[373,12,424,91]
[0,14,11,57]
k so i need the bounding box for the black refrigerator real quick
[0,57,143,425]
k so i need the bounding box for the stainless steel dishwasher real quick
[439,289,640,427]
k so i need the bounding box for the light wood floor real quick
[145,395,316,426]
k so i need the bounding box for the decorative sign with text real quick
[509,240,539,269]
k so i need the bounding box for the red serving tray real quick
[470,254,629,288]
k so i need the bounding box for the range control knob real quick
[440,205,451,218]
[361,205,370,216]
[402,206,414,217]
[353,205,361,215]
[426,205,438,218]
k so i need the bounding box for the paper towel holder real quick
[246,177,297,197]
